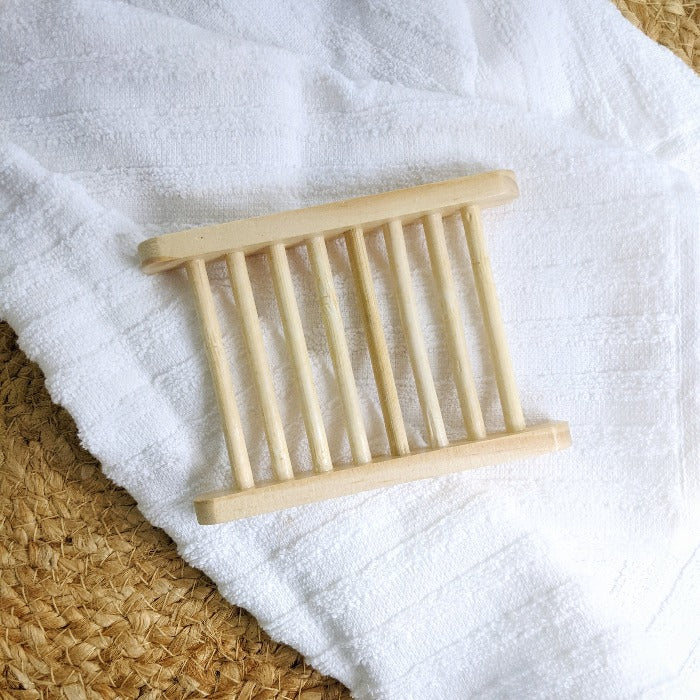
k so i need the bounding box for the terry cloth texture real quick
[1,1,698,698]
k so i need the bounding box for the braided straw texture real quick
[0,325,350,699]
[0,3,696,698]
[613,0,699,70]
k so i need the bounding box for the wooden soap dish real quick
[138,170,570,524]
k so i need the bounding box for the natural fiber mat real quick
[0,323,350,699]
[614,0,698,70]
[1,3,696,698]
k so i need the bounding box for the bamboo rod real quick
[307,235,372,465]
[461,206,525,432]
[384,219,448,448]
[268,243,333,472]
[186,259,255,490]
[226,252,294,482]
[423,212,486,440]
[345,227,410,456]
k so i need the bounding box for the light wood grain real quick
[268,243,333,473]
[384,219,448,448]
[423,212,486,440]
[307,236,372,465]
[186,259,255,491]
[194,421,572,523]
[461,206,526,432]
[144,172,572,525]
[345,227,410,456]
[139,170,519,273]
[226,252,294,482]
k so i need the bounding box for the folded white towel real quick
[1,1,698,697]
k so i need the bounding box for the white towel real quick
[1,1,698,697]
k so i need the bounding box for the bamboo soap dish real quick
[138,170,571,525]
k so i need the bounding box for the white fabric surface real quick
[1,1,699,697]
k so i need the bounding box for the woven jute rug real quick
[1,3,697,698]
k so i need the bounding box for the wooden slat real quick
[194,422,572,523]
[268,244,333,473]
[384,219,448,449]
[226,252,294,482]
[461,206,526,432]
[345,227,410,456]
[423,212,486,440]
[307,236,372,465]
[139,171,519,273]
[186,259,255,491]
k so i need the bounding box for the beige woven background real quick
[1,3,697,698]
